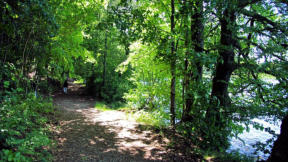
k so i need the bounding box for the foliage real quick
[1,0,287,160]
[128,110,169,129]
[117,0,287,156]
[95,101,129,111]
[0,92,54,162]
[76,4,133,103]
[123,43,172,110]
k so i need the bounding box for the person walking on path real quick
[63,79,68,94]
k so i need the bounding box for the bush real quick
[128,110,169,129]
[0,92,54,162]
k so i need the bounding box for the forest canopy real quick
[1,0,287,161]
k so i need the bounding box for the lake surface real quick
[227,118,281,161]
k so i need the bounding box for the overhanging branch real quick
[241,9,287,34]
[237,0,261,9]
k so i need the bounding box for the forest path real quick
[51,83,197,162]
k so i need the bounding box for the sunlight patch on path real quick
[53,96,170,161]
[90,109,168,160]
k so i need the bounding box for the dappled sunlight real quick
[94,136,105,142]
[58,137,67,145]
[2,0,286,160]
[52,86,197,161]
[89,139,96,145]
[103,148,117,153]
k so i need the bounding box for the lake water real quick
[227,118,281,161]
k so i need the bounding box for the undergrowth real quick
[94,102,169,129]
[127,110,168,129]
[0,92,55,162]
[94,102,129,112]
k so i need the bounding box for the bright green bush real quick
[0,93,54,162]
[127,110,169,129]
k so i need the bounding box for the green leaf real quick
[4,81,10,88]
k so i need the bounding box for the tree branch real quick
[241,9,287,34]
[237,0,261,9]
[276,0,288,6]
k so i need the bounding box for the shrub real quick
[0,92,54,162]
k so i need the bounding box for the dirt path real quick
[51,84,200,162]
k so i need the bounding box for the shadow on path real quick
[51,83,201,162]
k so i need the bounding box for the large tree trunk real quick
[207,7,236,123]
[208,0,260,108]
[182,0,204,122]
[170,0,176,127]
[267,114,288,162]
[204,6,237,149]
[211,8,236,107]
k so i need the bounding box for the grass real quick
[94,102,168,129]
[73,79,85,84]
[126,110,169,129]
[94,102,129,111]
[94,102,111,111]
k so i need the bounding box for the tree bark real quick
[211,8,236,108]
[200,4,238,150]
[267,114,288,162]
[125,42,130,56]
[182,0,190,121]
[205,4,237,131]
[102,32,107,87]
[170,0,176,127]
[182,0,204,122]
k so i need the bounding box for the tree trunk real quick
[202,6,237,150]
[182,0,204,122]
[170,0,176,127]
[125,42,130,56]
[203,7,237,149]
[267,114,288,162]
[102,32,107,87]
[182,0,190,121]
[208,7,236,114]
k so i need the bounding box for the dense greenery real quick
[1,0,287,161]
[0,92,54,161]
